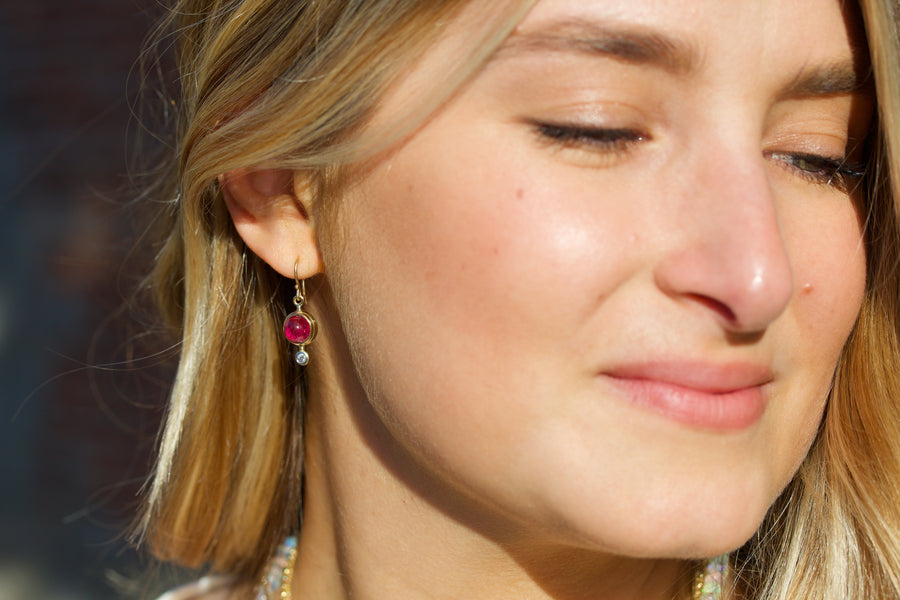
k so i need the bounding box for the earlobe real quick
[219,167,323,279]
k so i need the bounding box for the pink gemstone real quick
[284,313,312,344]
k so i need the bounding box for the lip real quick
[601,362,773,430]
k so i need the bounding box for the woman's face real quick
[323,0,871,557]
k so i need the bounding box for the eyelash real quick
[533,123,867,191]
[533,122,646,155]
[766,151,866,192]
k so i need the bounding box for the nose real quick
[653,144,794,334]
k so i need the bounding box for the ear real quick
[219,167,323,279]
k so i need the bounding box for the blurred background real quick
[1,1,187,598]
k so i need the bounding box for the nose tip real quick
[738,256,794,330]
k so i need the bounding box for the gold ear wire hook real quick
[293,259,305,308]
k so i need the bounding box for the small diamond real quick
[295,349,309,366]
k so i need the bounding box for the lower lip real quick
[603,376,766,430]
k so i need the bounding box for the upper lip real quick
[602,361,774,393]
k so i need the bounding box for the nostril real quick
[684,293,737,324]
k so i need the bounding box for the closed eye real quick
[767,151,866,192]
[532,122,647,155]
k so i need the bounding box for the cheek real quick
[770,199,866,467]
[331,124,615,389]
[788,198,866,363]
[323,116,633,499]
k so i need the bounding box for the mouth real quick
[601,362,773,430]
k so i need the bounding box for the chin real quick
[619,494,772,559]
[536,469,779,560]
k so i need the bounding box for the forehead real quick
[515,0,859,38]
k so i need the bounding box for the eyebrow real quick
[493,19,871,98]
[494,20,700,75]
[778,62,871,99]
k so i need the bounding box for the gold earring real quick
[283,259,317,366]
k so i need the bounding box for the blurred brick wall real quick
[1,1,180,598]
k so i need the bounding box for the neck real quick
[291,327,692,600]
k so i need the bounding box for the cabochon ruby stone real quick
[284,313,312,344]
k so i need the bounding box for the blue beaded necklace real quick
[694,554,729,599]
[254,535,297,600]
[254,536,729,600]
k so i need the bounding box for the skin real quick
[223,0,873,598]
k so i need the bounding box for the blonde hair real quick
[138,0,900,598]
[138,0,536,583]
